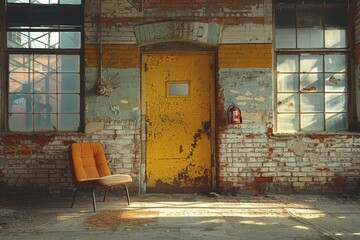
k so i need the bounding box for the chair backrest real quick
[69,142,112,186]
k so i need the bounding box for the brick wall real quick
[0,0,359,196]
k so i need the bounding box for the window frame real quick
[273,0,355,133]
[4,0,84,133]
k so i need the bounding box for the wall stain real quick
[186,129,202,160]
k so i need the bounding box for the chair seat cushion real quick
[78,174,132,188]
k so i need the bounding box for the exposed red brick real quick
[254,177,273,183]
[316,168,329,172]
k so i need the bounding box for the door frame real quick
[140,50,217,194]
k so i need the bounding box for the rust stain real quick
[2,135,54,145]
[0,169,4,178]
[186,129,202,160]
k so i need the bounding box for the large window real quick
[6,0,83,132]
[274,0,352,132]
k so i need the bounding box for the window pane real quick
[326,113,347,131]
[34,94,56,113]
[59,74,80,93]
[31,0,58,3]
[34,55,56,72]
[275,29,296,48]
[9,93,32,113]
[7,4,30,28]
[324,55,346,72]
[9,54,32,72]
[325,93,347,112]
[297,29,323,48]
[325,74,347,92]
[275,5,296,27]
[300,93,324,112]
[60,32,81,49]
[31,5,59,27]
[59,94,79,112]
[277,55,299,72]
[9,114,33,132]
[300,73,324,92]
[8,0,30,2]
[277,74,298,92]
[29,32,59,49]
[7,32,29,48]
[301,113,324,131]
[324,4,347,27]
[60,0,81,4]
[9,74,31,92]
[300,55,323,72]
[297,5,322,27]
[325,29,346,48]
[277,93,299,112]
[34,114,57,131]
[58,114,80,131]
[58,55,80,72]
[277,114,299,132]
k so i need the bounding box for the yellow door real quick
[143,52,214,193]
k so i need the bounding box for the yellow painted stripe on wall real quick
[218,44,273,68]
[85,44,139,68]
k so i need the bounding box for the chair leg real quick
[124,185,130,205]
[91,189,97,212]
[71,188,78,208]
[103,188,109,202]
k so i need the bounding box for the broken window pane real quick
[301,113,324,131]
[325,74,347,92]
[300,93,324,112]
[275,1,349,133]
[300,73,324,92]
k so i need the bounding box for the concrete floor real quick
[0,193,359,240]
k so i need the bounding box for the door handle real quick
[202,121,211,137]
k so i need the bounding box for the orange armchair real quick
[69,142,132,212]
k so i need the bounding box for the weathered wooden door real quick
[142,52,214,193]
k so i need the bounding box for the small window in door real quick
[167,81,190,96]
